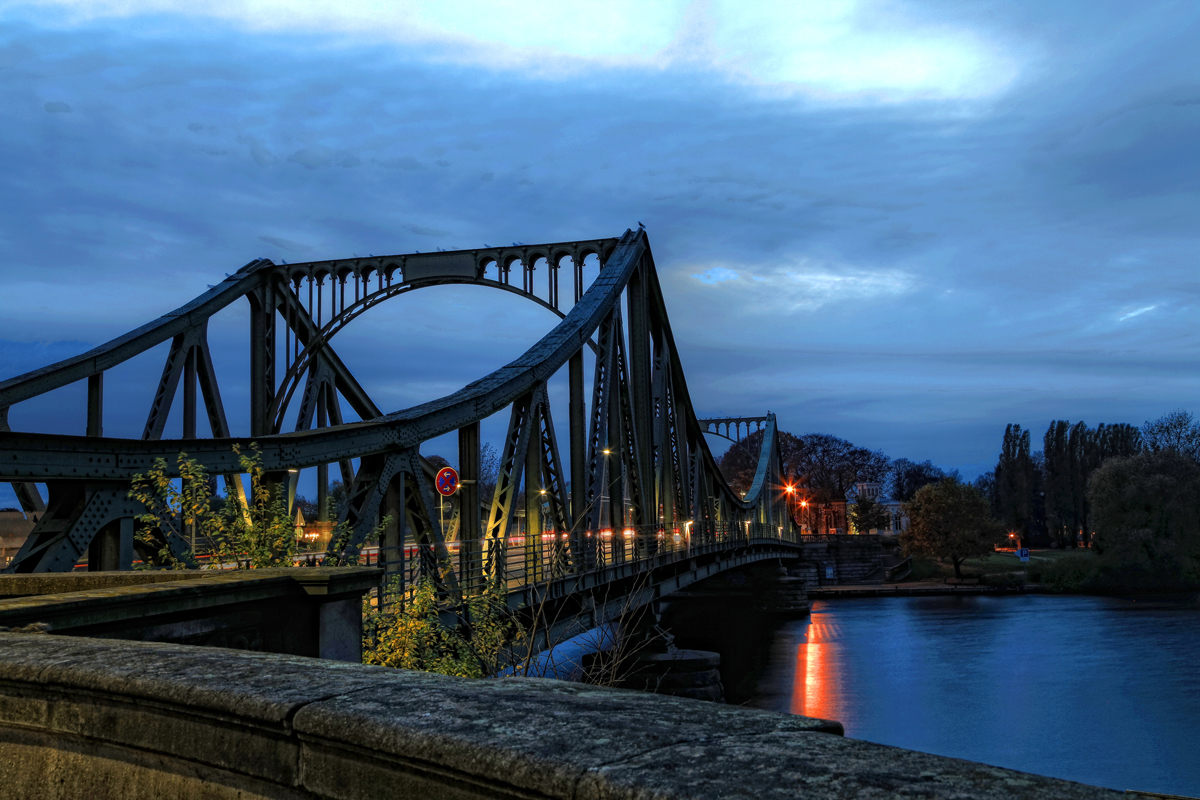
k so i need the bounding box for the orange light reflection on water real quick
[790,622,839,723]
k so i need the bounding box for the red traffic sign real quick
[435,467,460,496]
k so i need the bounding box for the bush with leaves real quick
[364,576,527,678]
[1086,449,1200,592]
[129,444,315,569]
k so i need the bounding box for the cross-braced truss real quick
[0,230,801,623]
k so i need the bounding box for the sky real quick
[1,0,1199,507]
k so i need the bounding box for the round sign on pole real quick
[435,466,460,497]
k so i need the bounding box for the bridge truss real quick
[0,229,800,618]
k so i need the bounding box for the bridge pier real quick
[648,561,809,703]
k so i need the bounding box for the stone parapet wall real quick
[0,635,1124,799]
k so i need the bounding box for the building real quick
[0,508,36,569]
[846,483,908,535]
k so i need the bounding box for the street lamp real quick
[785,484,795,536]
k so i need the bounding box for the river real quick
[738,594,1200,796]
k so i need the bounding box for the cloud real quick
[239,135,278,166]
[0,43,36,68]
[1,0,1199,486]
[688,262,916,310]
[259,235,312,253]
[692,266,739,284]
[11,0,1024,104]
[285,146,362,170]
[404,224,450,238]
[288,146,332,170]
[1118,305,1156,322]
[43,101,71,112]
[378,156,424,170]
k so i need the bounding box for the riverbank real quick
[809,581,1047,598]
[894,550,1200,597]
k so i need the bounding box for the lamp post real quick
[786,484,795,537]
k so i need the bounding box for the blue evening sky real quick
[1,0,1198,505]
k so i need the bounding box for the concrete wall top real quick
[0,634,1124,799]
[0,567,379,631]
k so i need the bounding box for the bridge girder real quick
[0,230,799,611]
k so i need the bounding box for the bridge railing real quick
[367,521,802,608]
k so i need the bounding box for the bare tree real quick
[1142,410,1199,461]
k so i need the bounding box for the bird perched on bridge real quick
[638,221,645,229]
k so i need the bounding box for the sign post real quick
[1017,547,1029,562]
[435,467,460,497]
[435,467,459,546]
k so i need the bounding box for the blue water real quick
[746,595,1200,795]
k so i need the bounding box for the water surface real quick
[745,595,1200,795]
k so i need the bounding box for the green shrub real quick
[364,576,528,678]
[981,571,1025,588]
[1037,553,1095,592]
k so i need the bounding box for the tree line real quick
[977,410,1198,549]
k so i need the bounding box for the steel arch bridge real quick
[0,229,800,621]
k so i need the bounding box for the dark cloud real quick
[259,235,312,253]
[378,155,425,170]
[404,224,451,237]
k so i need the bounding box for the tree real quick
[1042,420,1072,547]
[1142,410,1199,461]
[478,442,501,503]
[715,429,765,495]
[716,430,890,531]
[783,432,890,502]
[848,494,890,533]
[889,458,947,502]
[901,478,1003,579]
[294,495,321,522]
[1043,420,1142,548]
[1088,450,1200,588]
[972,470,996,507]
[994,424,1038,545]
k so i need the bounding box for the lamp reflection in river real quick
[790,620,840,723]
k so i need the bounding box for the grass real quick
[903,548,1199,595]
[905,549,1100,587]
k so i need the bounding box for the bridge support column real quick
[379,472,405,600]
[458,421,480,594]
[87,517,133,572]
[86,373,103,438]
[568,349,587,565]
[317,390,329,522]
[249,285,276,439]
[525,428,542,584]
[625,649,724,703]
